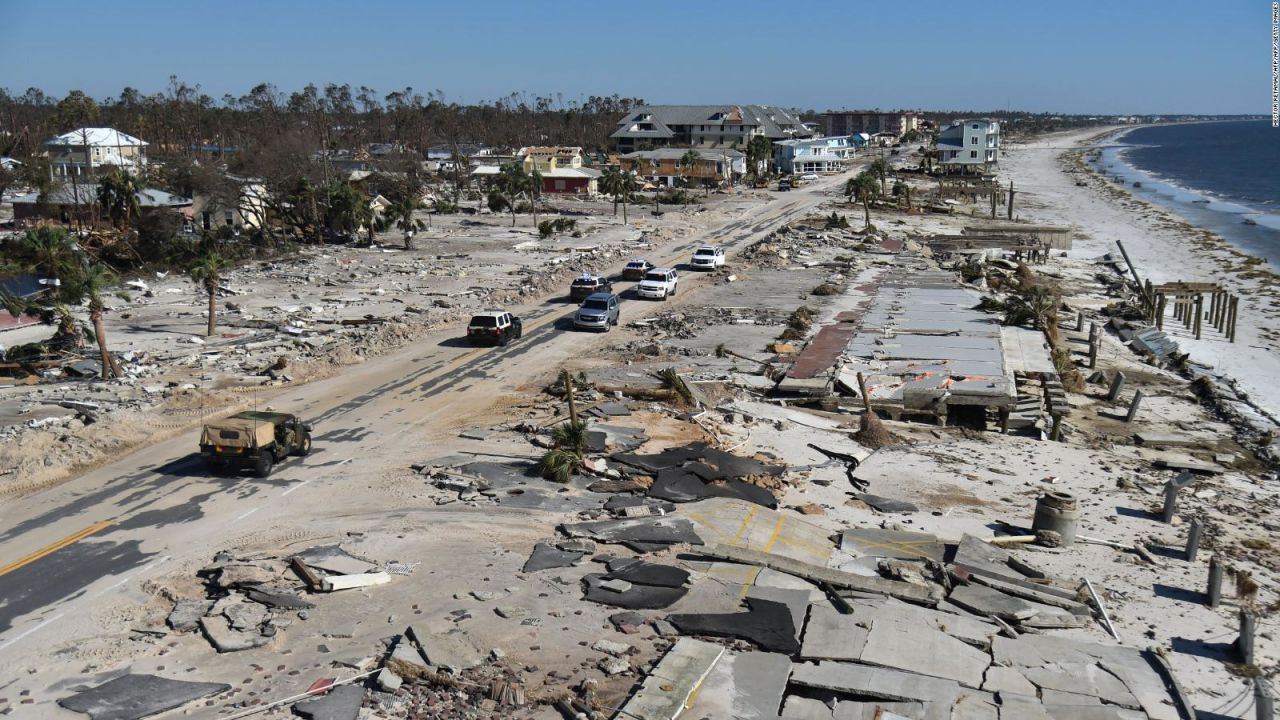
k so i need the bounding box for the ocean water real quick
[1088,120,1280,266]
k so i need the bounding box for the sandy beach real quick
[1001,127,1280,420]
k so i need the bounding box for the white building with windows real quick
[45,127,148,178]
[935,119,999,171]
[773,136,858,175]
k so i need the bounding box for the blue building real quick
[772,135,863,175]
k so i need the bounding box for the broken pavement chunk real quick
[559,515,703,552]
[166,599,213,633]
[522,542,586,572]
[615,639,724,720]
[321,571,391,592]
[57,673,231,720]
[669,597,800,654]
[406,625,485,672]
[199,615,270,653]
[293,545,377,576]
[851,493,918,514]
[699,543,940,605]
[947,583,1041,622]
[840,528,943,562]
[292,683,364,720]
[582,573,689,609]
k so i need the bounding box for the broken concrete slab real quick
[292,683,364,720]
[669,597,800,654]
[522,542,586,572]
[831,700,926,720]
[606,561,690,588]
[789,661,961,705]
[649,466,779,508]
[847,599,996,649]
[615,638,724,720]
[57,673,230,720]
[746,586,811,646]
[781,695,834,719]
[560,515,703,552]
[406,625,485,672]
[199,615,270,653]
[166,599,213,633]
[949,693,998,720]
[947,583,1041,622]
[293,545,376,576]
[800,605,870,661]
[699,543,940,606]
[981,666,1037,697]
[244,584,315,609]
[858,612,990,687]
[952,534,1045,583]
[852,493,918,514]
[1021,664,1141,708]
[682,498,836,566]
[840,528,943,562]
[213,563,279,588]
[582,573,689,609]
[321,571,391,592]
[223,601,269,631]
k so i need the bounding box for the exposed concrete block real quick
[616,638,724,720]
[800,605,869,661]
[858,614,990,687]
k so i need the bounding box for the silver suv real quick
[574,292,620,331]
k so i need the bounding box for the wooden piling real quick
[1223,295,1233,343]
[1088,323,1099,369]
[1185,516,1203,562]
[1107,372,1126,402]
[1237,609,1256,665]
[1194,294,1203,340]
[1124,389,1144,423]
[1156,294,1166,330]
[1207,555,1223,607]
[1256,678,1275,720]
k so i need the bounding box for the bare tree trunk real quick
[91,308,122,379]
[621,196,628,225]
[207,284,217,336]
[863,198,871,230]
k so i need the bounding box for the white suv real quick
[637,268,679,300]
[690,245,726,271]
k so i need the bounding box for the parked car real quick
[622,258,654,281]
[574,292,620,331]
[467,310,523,346]
[689,245,726,271]
[636,268,679,300]
[800,173,820,181]
[778,179,792,191]
[569,273,613,302]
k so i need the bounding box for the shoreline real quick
[1087,120,1280,265]
[1001,125,1280,421]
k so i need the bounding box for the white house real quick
[45,127,148,179]
[936,119,1000,171]
[773,136,857,175]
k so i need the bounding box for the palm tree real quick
[14,226,80,278]
[600,166,631,225]
[62,259,127,379]
[188,251,231,337]
[97,169,142,229]
[845,172,880,230]
[495,161,530,227]
[869,158,889,196]
[391,194,424,249]
[679,149,700,205]
[528,166,543,228]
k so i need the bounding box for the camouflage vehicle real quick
[199,410,312,477]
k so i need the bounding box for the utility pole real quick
[1007,181,1015,220]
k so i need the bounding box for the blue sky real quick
[0,0,1268,114]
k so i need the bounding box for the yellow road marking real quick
[763,515,785,553]
[0,520,114,577]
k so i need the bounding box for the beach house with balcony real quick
[610,105,811,153]
[617,148,746,188]
[773,136,858,175]
[45,127,148,179]
[936,119,1000,172]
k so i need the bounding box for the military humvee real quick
[199,411,312,477]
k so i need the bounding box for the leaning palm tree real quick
[14,226,80,278]
[868,158,889,196]
[528,166,543,228]
[188,251,231,337]
[679,149,701,205]
[66,260,126,379]
[600,166,631,225]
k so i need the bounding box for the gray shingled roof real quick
[612,105,808,140]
